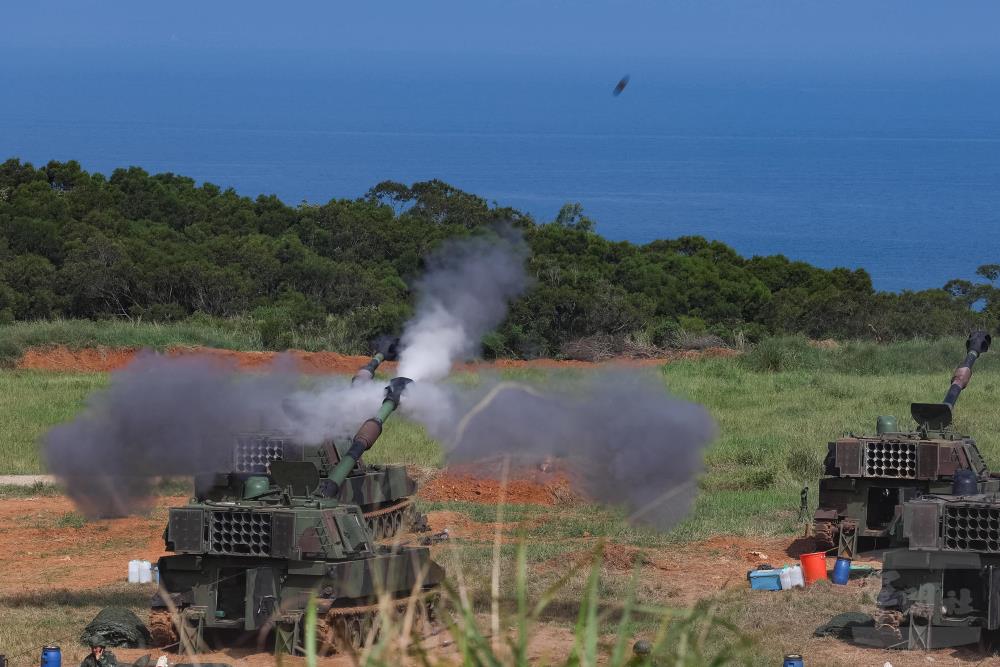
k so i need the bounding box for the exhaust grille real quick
[234,435,286,474]
[864,441,917,478]
[944,505,1000,552]
[208,509,272,556]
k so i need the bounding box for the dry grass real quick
[0,584,155,665]
[560,335,617,362]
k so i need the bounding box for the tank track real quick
[362,499,427,540]
[149,608,180,648]
[813,519,838,550]
[316,593,438,654]
[874,608,904,640]
[150,595,439,655]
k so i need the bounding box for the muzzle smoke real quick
[402,372,714,529]
[43,354,389,517]
[46,227,714,529]
[45,353,292,516]
[397,229,528,381]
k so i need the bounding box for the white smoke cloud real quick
[46,228,713,530]
[399,371,715,529]
[397,229,528,381]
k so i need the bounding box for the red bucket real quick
[799,551,828,585]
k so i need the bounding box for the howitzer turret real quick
[813,332,996,558]
[198,351,424,540]
[152,375,442,656]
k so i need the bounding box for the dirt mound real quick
[19,346,142,372]
[17,345,385,374]
[541,543,642,572]
[419,469,578,506]
[16,345,735,374]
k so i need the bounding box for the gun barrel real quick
[351,337,401,384]
[325,377,412,494]
[943,331,991,408]
[351,352,385,384]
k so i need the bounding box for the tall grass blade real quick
[491,456,510,654]
[569,544,602,667]
[305,592,317,667]
[607,571,638,666]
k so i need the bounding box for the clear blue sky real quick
[4,1,1000,77]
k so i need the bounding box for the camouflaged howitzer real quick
[814,332,996,559]
[874,493,1000,650]
[222,430,426,539]
[195,350,427,540]
[151,376,444,656]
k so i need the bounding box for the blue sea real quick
[2,53,999,292]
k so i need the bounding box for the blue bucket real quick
[41,645,61,667]
[783,654,804,667]
[831,557,851,585]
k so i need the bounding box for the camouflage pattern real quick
[814,332,994,558]
[152,375,443,655]
[207,432,424,538]
[193,351,427,540]
[876,495,1000,649]
[814,426,994,557]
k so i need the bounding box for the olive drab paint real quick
[813,332,995,560]
[152,365,442,656]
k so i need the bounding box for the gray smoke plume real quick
[401,371,715,529]
[397,229,528,381]
[43,352,384,517]
[44,229,529,517]
[46,229,712,530]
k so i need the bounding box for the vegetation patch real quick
[3,159,998,367]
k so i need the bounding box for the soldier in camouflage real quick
[80,643,117,667]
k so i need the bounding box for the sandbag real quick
[80,607,153,648]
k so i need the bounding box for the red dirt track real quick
[420,470,577,506]
[16,345,738,374]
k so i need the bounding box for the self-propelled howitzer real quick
[151,376,442,656]
[199,353,425,539]
[814,332,996,558]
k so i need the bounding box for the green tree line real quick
[1,158,996,356]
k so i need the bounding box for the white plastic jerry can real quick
[779,566,792,590]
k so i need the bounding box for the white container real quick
[779,566,792,590]
[788,565,805,588]
[128,559,139,583]
[139,560,152,584]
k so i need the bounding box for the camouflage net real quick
[80,607,153,648]
[813,612,875,639]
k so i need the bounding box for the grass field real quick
[3,337,999,664]
[0,317,374,368]
[6,335,1000,517]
